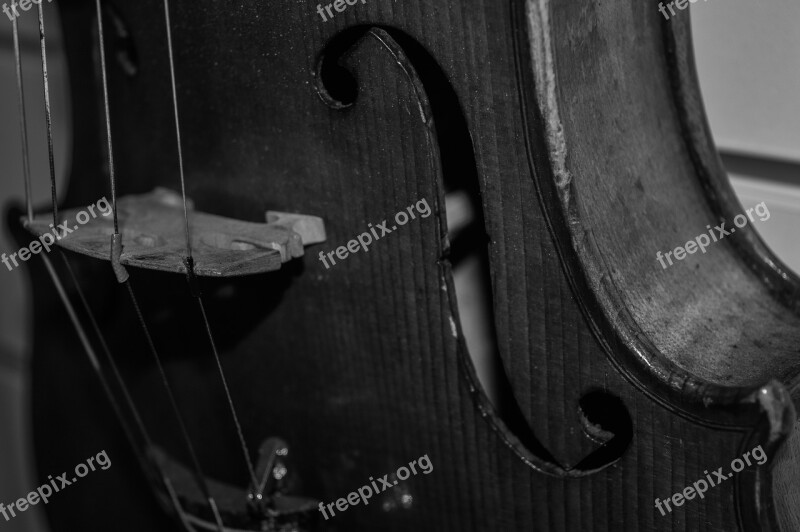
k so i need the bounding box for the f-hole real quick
[315,26,561,469]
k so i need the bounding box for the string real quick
[11,16,33,222]
[26,0,155,482]
[125,280,226,530]
[164,477,201,531]
[22,2,264,524]
[41,253,150,472]
[162,0,192,258]
[163,0,261,499]
[196,295,261,499]
[94,0,119,233]
[60,253,153,451]
[94,2,225,528]
[36,2,58,226]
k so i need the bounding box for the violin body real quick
[17,0,799,530]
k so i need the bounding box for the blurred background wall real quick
[692,0,800,270]
[0,1,797,531]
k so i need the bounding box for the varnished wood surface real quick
[13,0,798,530]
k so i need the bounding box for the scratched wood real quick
[12,0,799,531]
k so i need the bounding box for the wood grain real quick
[13,0,797,531]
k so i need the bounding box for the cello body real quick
[16,0,799,530]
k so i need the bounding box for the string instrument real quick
[7,0,799,530]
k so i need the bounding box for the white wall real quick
[691,0,800,274]
[691,0,800,162]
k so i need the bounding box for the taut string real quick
[11,15,33,222]
[17,3,266,526]
[163,0,261,502]
[40,253,149,466]
[94,0,119,234]
[95,1,226,528]
[124,280,227,530]
[26,0,152,467]
[25,0,160,495]
[36,1,58,226]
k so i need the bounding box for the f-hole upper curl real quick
[314,26,370,108]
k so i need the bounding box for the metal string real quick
[40,254,142,448]
[162,0,192,257]
[22,2,262,525]
[164,477,201,531]
[94,2,225,528]
[94,0,119,233]
[162,0,261,499]
[25,4,226,529]
[125,281,226,530]
[60,253,153,450]
[59,250,162,456]
[11,16,33,222]
[26,0,154,473]
[27,0,160,491]
[36,2,58,226]
[195,295,262,499]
